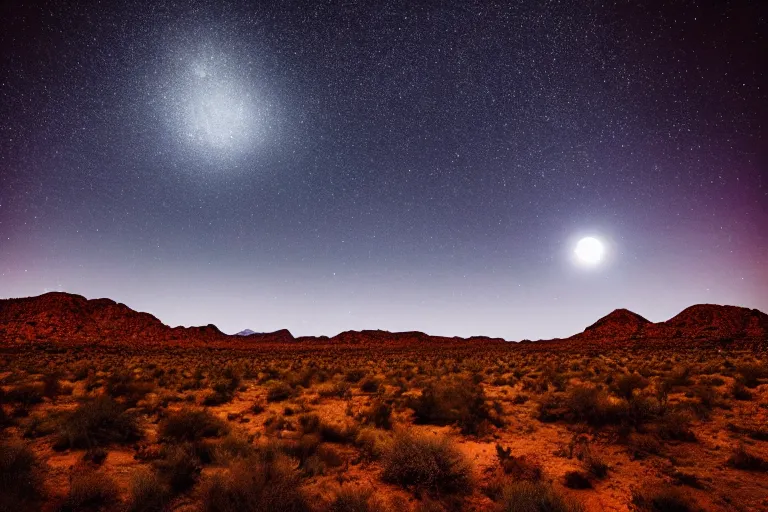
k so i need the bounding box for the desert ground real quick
[2,340,768,512]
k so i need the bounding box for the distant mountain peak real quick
[235,329,258,336]
[583,308,650,335]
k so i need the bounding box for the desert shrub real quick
[5,384,43,406]
[127,470,170,512]
[361,399,392,429]
[628,434,662,460]
[59,471,119,512]
[730,380,752,401]
[158,408,228,443]
[381,432,472,496]
[664,366,692,388]
[42,371,63,399]
[498,481,584,512]
[565,386,626,426]
[154,444,201,492]
[320,421,358,444]
[54,396,141,450]
[410,377,498,434]
[318,381,351,398]
[656,410,696,442]
[359,377,381,393]
[22,412,60,439]
[266,381,294,402]
[736,363,765,388]
[106,370,155,406]
[354,427,392,462]
[0,441,44,509]
[214,434,256,463]
[329,486,387,512]
[345,369,366,383]
[200,455,308,512]
[563,471,591,489]
[583,453,608,479]
[631,484,698,512]
[727,445,768,472]
[83,446,108,465]
[628,393,660,427]
[614,373,648,400]
[495,444,542,481]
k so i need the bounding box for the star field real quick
[1,1,766,339]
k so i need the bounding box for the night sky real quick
[1,1,766,340]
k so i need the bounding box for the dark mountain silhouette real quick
[572,304,768,342]
[0,292,765,347]
[581,309,651,338]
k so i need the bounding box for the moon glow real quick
[574,237,605,266]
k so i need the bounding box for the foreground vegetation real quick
[1,342,767,511]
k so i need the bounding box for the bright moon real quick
[574,237,605,265]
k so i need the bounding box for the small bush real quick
[583,453,608,479]
[329,486,387,512]
[266,381,294,402]
[154,444,201,492]
[5,385,43,406]
[381,432,472,496]
[54,396,141,450]
[498,481,584,512]
[615,373,648,401]
[727,445,768,472]
[200,455,308,512]
[631,484,698,512]
[59,471,119,512]
[563,471,591,489]
[731,380,752,401]
[410,377,498,435]
[0,441,44,508]
[158,408,228,443]
[656,410,696,442]
[495,444,542,481]
[127,470,170,512]
[354,427,392,462]
[362,399,392,430]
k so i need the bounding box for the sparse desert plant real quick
[127,470,170,512]
[266,381,294,402]
[381,431,472,496]
[59,471,119,512]
[410,377,498,434]
[329,486,387,512]
[498,480,584,512]
[54,396,141,450]
[154,444,201,492]
[495,444,542,481]
[563,470,591,489]
[727,445,768,472]
[158,408,228,443]
[354,427,392,461]
[361,399,392,429]
[631,484,699,512]
[0,441,45,510]
[200,455,308,512]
